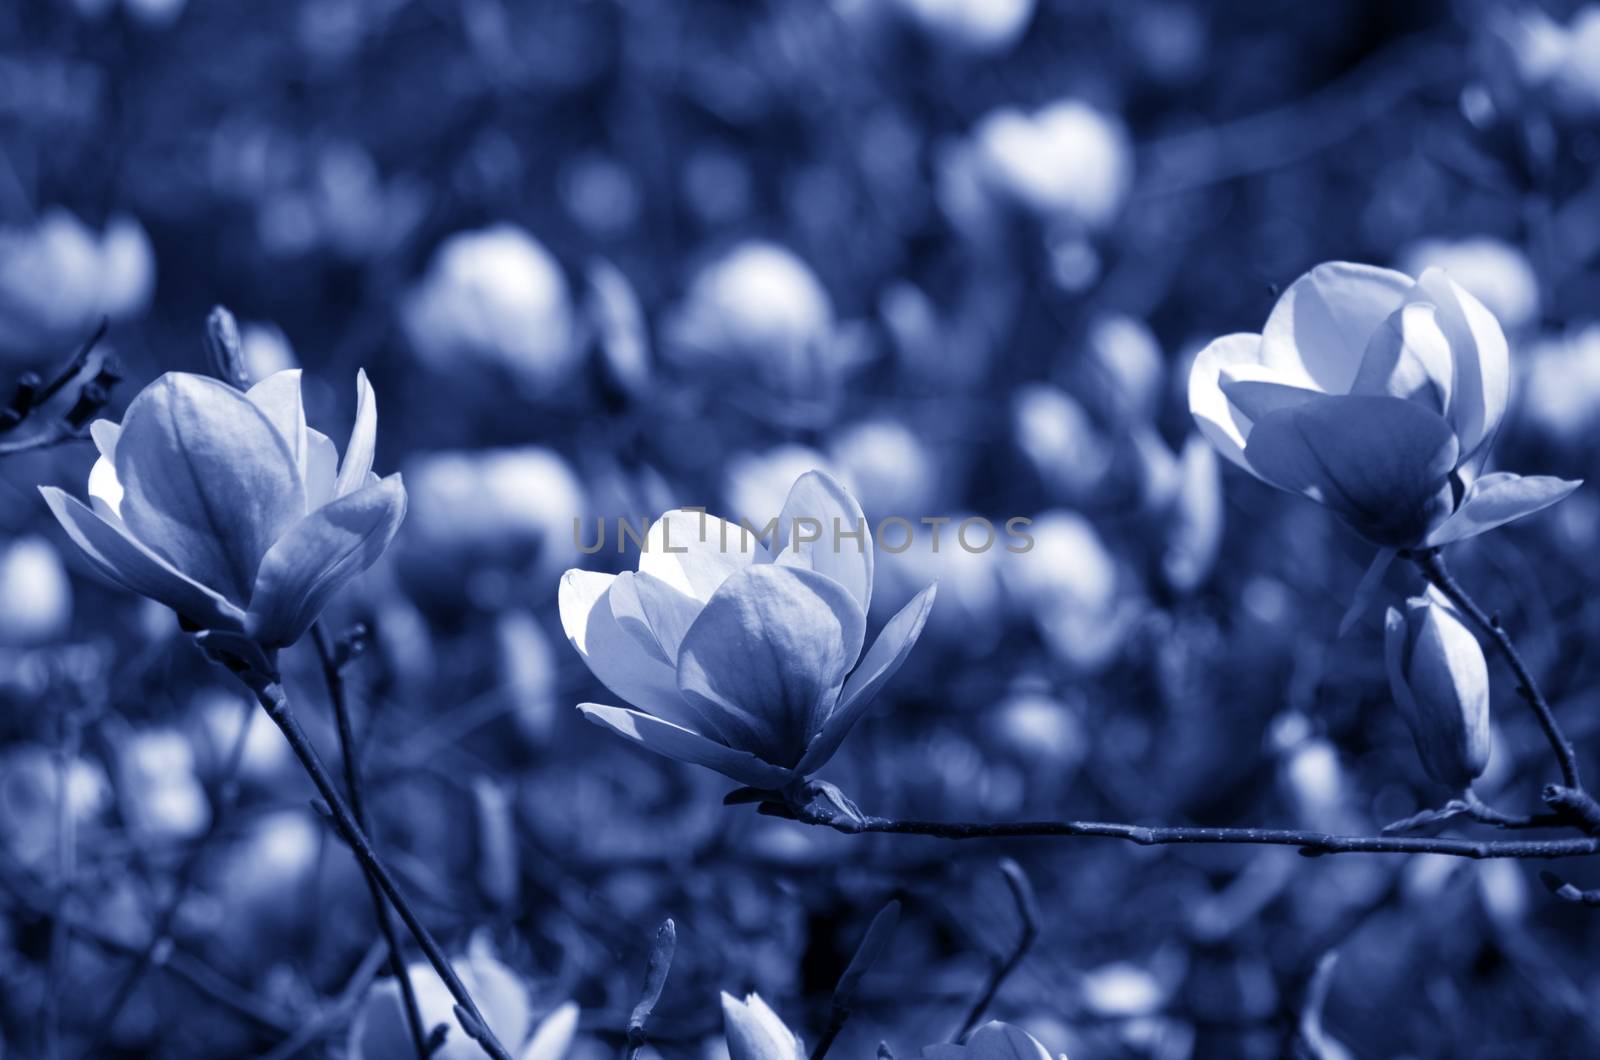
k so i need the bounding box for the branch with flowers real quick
[559,261,1600,894]
[20,260,1600,1060]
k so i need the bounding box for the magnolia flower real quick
[1189,262,1579,548]
[922,1021,1066,1059]
[721,992,805,1060]
[402,224,580,395]
[40,370,405,650]
[1384,595,1491,791]
[0,209,154,357]
[0,535,72,645]
[559,471,937,789]
[350,946,578,1060]
[971,100,1132,229]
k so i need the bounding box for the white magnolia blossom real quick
[560,471,936,788]
[403,224,581,395]
[1189,261,1579,548]
[971,100,1132,229]
[41,370,405,649]
[0,209,155,357]
[0,535,73,645]
[1385,593,1491,791]
[721,992,805,1060]
[922,1021,1066,1059]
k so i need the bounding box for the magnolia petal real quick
[797,582,936,775]
[1216,364,1323,422]
[1244,394,1458,547]
[335,369,377,499]
[622,569,704,662]
[722,992,805,1060]
[246,370,309,477]
[88,454,124,517]
[773,470,874,616]
[639,509,768,602]
[1261,262,1413,394]
[89,419,119,459]
[1187,332,1268,476]
[579,704,795,789]
[40,486,247,632]
[1349,303,1453,414]
[1337,547,1397,638]
[305,428,339,509]
[1425,473,1582,546]
[1414,268,1509,465]
[558,570,702,731]
[114,373,306,603]
[921,1021,1055,1059]
[519,1002,580,1060]
[246,474,407,647]
[676,565,866,768]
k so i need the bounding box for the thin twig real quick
[1539,870,1600,908]
[244,676,515,1060]
[313,623,430,1060]
[1411,549,1582,791]
[77,694,256,1058]
[755,799,1600,859]
[955,860,1039,1041]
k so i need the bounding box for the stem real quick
[955,861,1038,1040]
[1411,549,1581,790]
[313,624,431,1060]
[248,678,514,1060]
[757,803,1600,859]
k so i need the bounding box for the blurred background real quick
[3,0,1600,1056]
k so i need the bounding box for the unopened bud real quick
[1384,595,1491,790]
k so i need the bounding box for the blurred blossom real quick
[1398,238,1539,331]
[1013,384,1113,502]
[1482,4,1600,117]
[828,418,939,522]
[196,689,288,782]
[0,209,154,357]
[496,608,559,742]
[922,1021,1061,1059]
[1086,313,1166,421]
[875,515,1002,649]
[72,0,186,27]
[993,690,1087,769]
[403,224,581,397]
[1002,510,1132,673]
[239,321,299,380]
[1281,735,1347,827]
[121,728,209,841]
[0,535,72,645]
[0,744,109,869]
[724,445,837,529]
[1159,436,1223,594]
[403,446,586,589]
[885,0,1035,54]
[1081,961,1169,1018]
[1190,262,1578,549]
[42,370,406,649]
[970,100,1132,229]
[1384,594,1491,791]
[355,943,578,1060]
[665,241,855,408]
[1521,325,1600,444]
[560,471,936,787]
[218,808,320,915]
[561,154,642,238]
[720,992,804,1060]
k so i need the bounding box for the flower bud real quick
[1384,596,1491,790]
[721,992,804,1060]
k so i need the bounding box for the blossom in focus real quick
[1398,238,1539,332]
[721,992,805,1060]
[0,536,73,645]
[1189,261,1579,548]
[349,945,578,1060]
[1384,594,1491,791]
[970,100,1132,229]
[886,0,1035,54]
[560,471,937,789]
[922,1021,1066,1059]
[40,370,405,649]
[0,209,155,358]
[402,224,581,396]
